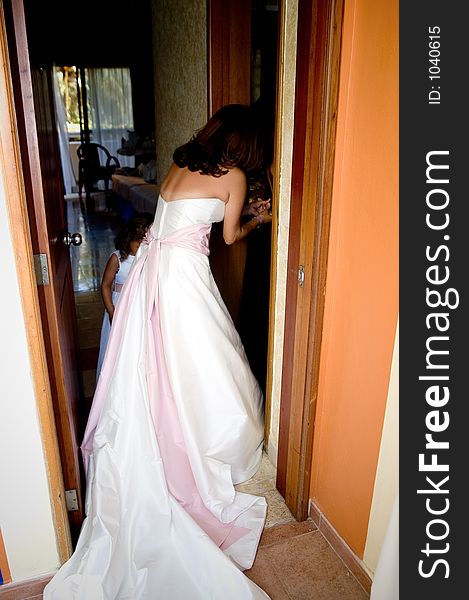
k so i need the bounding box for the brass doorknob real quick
[63,232,83,246]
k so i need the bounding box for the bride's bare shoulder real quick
[224,167,246,191]
[160,163,183,193]
[222,167,246,190]
[161,162,181,182]
[225,166,245,179]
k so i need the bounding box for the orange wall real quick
[310,0,398,558]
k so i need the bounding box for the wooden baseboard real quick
[309,501,372,594]
[0,575,53,600]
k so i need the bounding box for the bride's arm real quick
[223,169,272,245]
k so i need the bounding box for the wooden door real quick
[4,0,84,544]
[207,0,252,325]
[276,0,344,520]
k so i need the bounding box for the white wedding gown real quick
[44,197,269,599]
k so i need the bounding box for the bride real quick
[44,104,273,599]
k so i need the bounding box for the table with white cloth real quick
[112,173,159,214]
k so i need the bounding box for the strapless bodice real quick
[151,196,225,239]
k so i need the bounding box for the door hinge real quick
[33,253,50,286]
[298,265,305,287]
[65,489,79,512]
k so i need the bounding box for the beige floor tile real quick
[253,451,277,482]
[259,531,368,600]
[236,452,277,495]
[236,477,276,495]
[246,549,292,599]
[264,488,295,528]
[235,452,294,528]
[260,520,317,547]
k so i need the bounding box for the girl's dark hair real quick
[115,212,154,260]
[173,104,264,177]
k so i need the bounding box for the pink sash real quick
[81,223,248,549]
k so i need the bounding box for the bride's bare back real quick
[160,163,243,204]
[160,163,259,245]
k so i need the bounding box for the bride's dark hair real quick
[173,104,264,177]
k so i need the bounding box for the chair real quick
[77,142,120,203]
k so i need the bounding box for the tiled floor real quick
[239,454,369,599]
[67,193,123,416]
[67,193,369,600]
[249,521,369,600]
[236,453,297,529]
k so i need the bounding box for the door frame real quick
[2,0,86,552]
[0,1,71,561]
[275,0,345,520]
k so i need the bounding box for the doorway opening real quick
[238,0,279,397]
[8,0,341,550]
[54,65,136,195]
[52,62,145,440]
